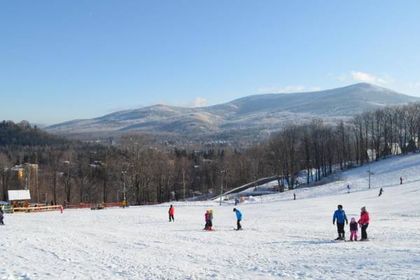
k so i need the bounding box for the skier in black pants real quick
[333,205,348,240]
[233,208,243,230]
[358,207,370,241]
[0,208,4,225]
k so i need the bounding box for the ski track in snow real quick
[1,154,420,279]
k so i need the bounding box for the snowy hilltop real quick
[1,153,420,279]
[45,83,419,141]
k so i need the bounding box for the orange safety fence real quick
[65,203,92,209]
[103,202,123,208]
[64,202,124,209]
[13,205,64,213]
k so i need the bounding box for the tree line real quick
[1,103,420,205]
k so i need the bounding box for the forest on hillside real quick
[1,103,420,205]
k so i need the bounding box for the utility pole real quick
[182,168,186,200]
[219,170,226,206]
[63,161,71,204]
[367,165,374,189]
[121,170,127,207]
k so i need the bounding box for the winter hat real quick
[233,208,237,212]
[361,206,366,212]
[351,217,356,222]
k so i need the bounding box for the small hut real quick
[8,190,31,208]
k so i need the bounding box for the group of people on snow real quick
[333,205,370,241]
[167,205,243,231]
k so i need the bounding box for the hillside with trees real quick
[1,102,420,205]
[0,120,68,147]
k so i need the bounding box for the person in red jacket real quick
[358,206,370,240]
[168,205,175,222]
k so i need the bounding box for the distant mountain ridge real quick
[46,83,419,140]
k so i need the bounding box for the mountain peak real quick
[46,84,419,140]
[348,82,388,91]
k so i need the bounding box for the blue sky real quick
[1,1,420,124]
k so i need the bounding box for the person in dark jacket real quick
[333,204,348,240]
[233,208,242,230]
[349,217,358,241]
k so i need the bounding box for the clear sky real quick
[1,0,420,124]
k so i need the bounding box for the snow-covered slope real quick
[1,154,420,279]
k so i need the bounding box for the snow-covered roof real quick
[8,190,31,201]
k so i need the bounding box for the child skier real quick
[168,205,175,222]
[0,208,4,225]
[349,217,358,241]
[233,208,242,230]
[204,209,213,230]
[333,204,348,240]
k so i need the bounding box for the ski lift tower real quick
[367,167,374,189]
[367,149,375,189]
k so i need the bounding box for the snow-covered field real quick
[1,154,420,280]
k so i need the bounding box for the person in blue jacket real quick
[333,204,348,240]
[233,208,242,230]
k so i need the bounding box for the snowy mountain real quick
[2,153,420,279]
[46,83,419,139]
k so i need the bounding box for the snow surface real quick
[1,154,420,279]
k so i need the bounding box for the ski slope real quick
[1,154,420,280]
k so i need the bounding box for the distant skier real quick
[333,204,348,240]
[358,206,370,241]
[378,188,383,197]
[168,205,175,222]
[234,198,240,206]
[349,217,358,241]
[233,208,242,230]
[293,193,296,200]
[204,209,213,230]
[347,184,351,193]
[0,208,4,225]
[400,177,403,185]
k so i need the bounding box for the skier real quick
[234,198,240,206]
[400,177,403,185]
[168,205,175,222]
[233,208,242,230]
[204,209,213,230]
[333,204,348,240]
[378,188,383,197]
[358,206,370,241]
[349,217,358,241]
[0,208,4,225]
[347,184,351,193]
[293,193,296,200]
